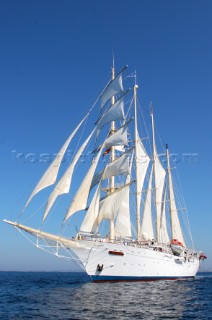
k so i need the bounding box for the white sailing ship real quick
[4,64,206,282]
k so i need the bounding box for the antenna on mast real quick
[112,50,115,70]
[149,101,153,116]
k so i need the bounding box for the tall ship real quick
[4,64,206,282]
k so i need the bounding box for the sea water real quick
[0,272,211,319]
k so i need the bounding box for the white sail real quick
[64,146,103,222]
[100,73,124,109]
[42,129,95,221]
[167,151,184,244]
[80,183,101,234]
[140,167,154,240]
[136,131,150,221]
[114,186,131,239]
[151,111,166,242]
[136,137,150,193]
[159,189,170,243]
[114,156,133,239]
[91,152,130,189]
[154,156,166,242]
[24,116,87,208]
[104,121,129,149]
[98,184,130,225]
[97,95,125,133]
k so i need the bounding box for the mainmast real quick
[134,80,140,240]
[109,63,115,240]
[150,105,157,240]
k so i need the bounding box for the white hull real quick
[69,240,200,282]
[3,221,201,282]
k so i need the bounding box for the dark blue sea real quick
[0,272,211,319]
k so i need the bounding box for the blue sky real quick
[0,0,212,271]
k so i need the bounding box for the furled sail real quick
[63,146,103,222]
[103,120,130,149]
[24,116,87,209]
[91,152,130,189]
[100,72,124,109]
[98,183,131,225]
[42,129,95,221]
[140,167,154,240]
[159,189,170,243]
[167,149,184,244]
[80,183,101,234]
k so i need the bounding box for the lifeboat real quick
[199,253,207,260]
[170,239,184,255]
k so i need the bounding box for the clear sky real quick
[0,0,212,271]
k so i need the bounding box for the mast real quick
[109,62,115,240]
[134,82,140,240]
[166,144,173,237]
[150,105,159,241]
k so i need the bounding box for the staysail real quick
[166,147,184,244]
[24,116,88,209]
[63,145,103,222]
[140,167,154,240]
[98,183,131,225]
[42,129,95,221]
[114,154,133,239]
[159,188,170,243]
[80,183,101,234]
[135,128,150,234]
[151,110,166,242]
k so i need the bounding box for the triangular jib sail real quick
[24,115,88,209]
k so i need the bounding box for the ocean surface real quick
[0,272,211,319]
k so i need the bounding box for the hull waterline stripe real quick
[92,275,195,283]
